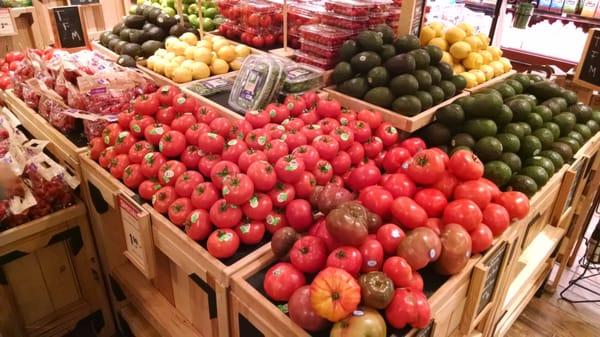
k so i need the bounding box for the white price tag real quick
[119,194,156,279]
[0,9,16,37]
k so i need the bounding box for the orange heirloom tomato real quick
[310,267,361,322]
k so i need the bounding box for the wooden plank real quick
[181,86,243,122]
[36,242,81,310]
[119,304,161,337]
[91,40,119,61]
[465,70,517,93]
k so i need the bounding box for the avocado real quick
[435,62,453,81]
[439,80,456,100]
[478,88,503,101]
[525,156,556,176]
[415,91,433,110]
[424,45,443,64]
[500,152,523,173]
[148,7,162,23]
[394,35,420,53]
[541,99,562,115]
[357,31,383,52]
[506,99,532,122]
[392,95,422,116]
[351,51,382,74]
[494,83,516,99]
[475,136,503,162]
[436,104,464,126]
[414,70,432,90]
[509,175,539,197]
[505,94,538,107]
[464,119,498,139]
[527,113,544,130]
[557,137,581,153]
[506,79,524,94]
[550,142,573,161]
[427,66,442,85]
[338,77,369,99]
[169,24,187,38]
[543,122,561,139]
[496,133,521,153]
[124,15,146,29]
[532,128,555,149]
[519,135,542,158]
[484,161,512,186]
[451,75,467,91]
[510,73,532,89]
[592,110,600,124]
[114,40,128,54]
[363,87,394,108]
[367,67,390,87]
[157,14,177,30]
[409,49,431,69]
[146,26,166,41]
[519,122,532,136]
[100,32,119,46]
[521,165,549,187]
[526,81,563,101]
[420,122,452,146]
[494,105,514,127]
[540,150,565,169]
[429,86,445,105]
[504,123,526,140]
[373,24,395,44]
[112,22,126,35]
[121,43,142,58]
[380,44,396,61]
[574,124,592,140]
[108,38,121,51]
[117,55,136,67]
[468,93,504,118]
[119,28,132,42]
[561,89,579,106]
[586,119,600,134]
[142,5,153,19]
[385,54,416,76]
[331,62,354,85]
[141,40,164,58]
[532,105,553,122]
[456,95,475,113]
[135,4,146,15]
[142,22,155,31]
[390,74,419,96]
[528,74,544,82]
[450,146,473,155]
[129,29,148,44]
[340,40,360,61]
[553,112,577,136]
[451,133,476,148]
[567,131,585,145]
[553,97,569,111]
[569,104,593,122]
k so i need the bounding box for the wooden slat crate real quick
[464,71,518,93]
[322,87,469,133]
[181,84,244,122]
[0,7,44,56]
[0,200,114,337]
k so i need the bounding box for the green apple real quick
[202,17,215,31]
[188,14,199,28]
[204,7,217,19]
[188,3,198,15]
[205,1,216,8]
[163,6,176,16]
[129,4,138,14]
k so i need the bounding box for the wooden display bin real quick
[0,200,113,337]
[0,7,44,57]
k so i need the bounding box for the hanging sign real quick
[574,28,600,90]
[0,8,17,37]
[48,6,89,50]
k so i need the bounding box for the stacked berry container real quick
[288,2,325,49]
[322,0,370,34]
[216,0,283,49]
[297,24,355,70]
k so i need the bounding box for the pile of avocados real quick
[422,72,600,197]
[99,4,199,67]
[331,25,467,117]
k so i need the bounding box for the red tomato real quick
[454,180,492,209]
[449,150,484,181]
[302,91,319,109]
[313,159,333,185]
[129,115,155,138]
[382,173,417,198]
[363,136,384,159]
[263,262,306,301]
[359,186,394,217]
[209,199,242,228]
[347,164,382,191]
[198,132,225,154]
[209,160,240,189]
[242,193,272,220]
[265,103,290,124]
[157,85,180,106]
[285,199,313,232]
[376,122,399,147]
[470,223,493,254]
[430,147,449,166]
[238,149,268,173]
[269,182,295,208]
[198,154,221,177]
[118,110,135,129]
[207,229,240,258]
[425,218,442,236]
[309,218,340,252]
[348,120,372,143]
[245,109,270,128]
[331,151,352,176]
[128,141,154,164]
[431,171,459,198]
[357,109,382,129]
[133,94,160,116]
[156,106,176,125]
[174,171,204,197]
[414,188,448,218]
[400,138,426,155]
[275,155,305,184]
[171,113,197,134]
[264,123,285,139]
[377,224,405,255]
[386,288,417,329]
[102,124,122,146]
[299,109,319,125]
[230,119,253,141]
[283,130,308,150]
[442,199,482,231]
[210,117,232,137]
[292,145,319,171]
[312,135,339,160]
[408,271,424,291]
[89,137,106,161]
[195,106,219,124]
[359,239,384,272]
[265,208,288,234]
[245,129,270,150]
[479,178,502,199]
[247,160,277,192]
[404,149,445,185]
[347,142,365,166]
[284,95,307,117]
[138,179,162,200]
[158,131,186,158]
[191,182,219,210]
[391,197,428,229]
[316,98,341,118]
[264,139,289,163]
[157,160,186,186]
[152,186,176,214]
[294,171,316,199]
[383,256,413,287]
[185,209,211,241]
[330,126,354,150]
[181,145,202,169]
[301,124,324,143]
[168,198,193,226]
[326,246,363,276]
[235,220,266,245]
[383,147,411,173]
[109,154,130,179]
[98,147,117,168]
[123,164,144,189]
[494,191,530,220]
[283,117,305,132]
[290,236,328,273]
[222,173,254,205]
[172,94,197,114]
[483,203,510,236]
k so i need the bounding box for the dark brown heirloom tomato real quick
[326,201,369,246]
[359,272,394,309]
[313,183,354,215]
[397,227,442,270]
[271,227,299,261]
[434,223,472,275]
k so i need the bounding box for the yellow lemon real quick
[460,72,478,88]
[477,32,490,46]
[197,39,213,50]
[441,51,453,65]
[462,52,483,70]
[190,62,211,80]
[181,59,195,70]
[487,46,502,60]
[154,48,167,57]
[469,69,486,84]
[454,64,466,74]
[457,22,475,36]
[480,64,495,81]
[179,32,198,46]
[163,51,176,61]
[173,56,186,64]
[429,22,445,37]
[165,36,179,51]
[464,36,483,52]
[146,55,157,70]
[230,57,243,71]
[489,61,505,76]
[172,66,193,83]
[193,47,212,64]
[420,26,436,45]
[184,46,196,60]
[210,51,218,65]
[212,39,230,53]
[164,61,178,78]
[172,41,187,56]
[217,45,237,62]
[445,26,467,45]
[203,35,213,41]
[210,58,229,75]
[234,45,251,58]
[449,41,471,60]
[499,57,512,72]
[428,37,448,51]
[479,50,493,64]
[154,58,168,74]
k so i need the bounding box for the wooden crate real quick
[0,7,44,56]
[181,84,244,122]
[322,86,469,133]
[0,200,114,337]
[464,71,518,93]
[2,89,87,178]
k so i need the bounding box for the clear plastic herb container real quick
[187,74,236,96]
[228,55,285,113]
[283,63,324,94]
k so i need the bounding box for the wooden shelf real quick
[9,6,34,18]
[119,304,161,337]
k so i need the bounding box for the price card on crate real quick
[0,8,17,37]
[118,193,156,279]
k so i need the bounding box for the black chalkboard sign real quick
[575,28,600,90]
[477,241,507,315]
[69,0,100,5]
[49,6,89,49]
[410,0,426,36]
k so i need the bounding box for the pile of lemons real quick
[420,22,512,88]
[146,33,251,83]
